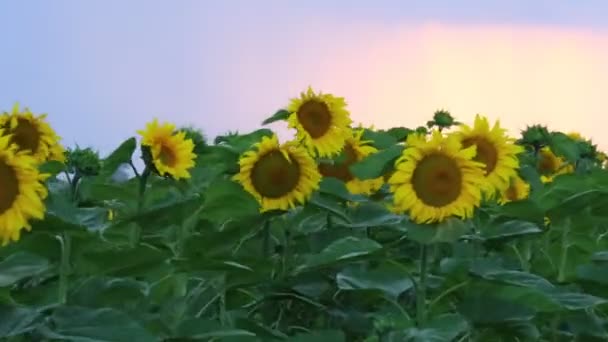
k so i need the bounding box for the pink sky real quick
[259,23,608,150]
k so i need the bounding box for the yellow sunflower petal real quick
[388,130,486,223]
[286,86,353,157]
[233,134,321,212]
[0,133,49,245]
[0,104,66,164]
[138,119,196,179]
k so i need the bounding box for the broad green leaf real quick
[215,128,274,154]
[39,160,66,176]
[406,218,470,244]
[384,127,412,141]
[577,263,608,284]
[470,266,554,291]
[458,294,536,323]
[591,251,608,263]
[395,314,468,342]
[549,132,580,163]
[101,137,137,176]
[69,277,148,310]
[296,237,383,272]
[350,145,403,180]
[288,330,345,341]
[43,306,158,342]
[549,292,607,310]
[201,178,260,222]
[175,318,256,339]
[495,199,545,223]
[262,109,290,125]
[361,129,398,149]
[480,220,542,241]
[0,252,49,287]
[317,177,367,202]
[235,318,288,340]
[308,193,350,222]
[340,202,402,229]
[336,262,414,298]
[74,244,169,277]
[0,305,41,337]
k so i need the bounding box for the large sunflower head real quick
[286,86,353,157]
[388,130,487,224]
[454,115,524,198]
[137,119,196,180]
[0,132,49,245]
[233,134,321,212]
[0,103,66,163]
[537,146,574,183]
[318,129,384,195]
[498,175,530,205]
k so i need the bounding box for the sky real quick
[1,0,608,155]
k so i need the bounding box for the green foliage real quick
[3,114,608,342]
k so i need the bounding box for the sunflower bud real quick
[178,126,207,154]
[432,109,456,128]
[65,146,101,177]
[519,125,551,152]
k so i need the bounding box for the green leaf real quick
[340,202,402,229]
[101,137,137,176]
[549,292,607,310]
[0,305,41,337]
[201,178,260,222]
[0,252,49,287]
[591,251,608,263]
[395,314,468,342]
[470,266,554,291]
[39,160,66,176]
[406,218,470,244]
[480,220,542,241]
[317,177,367,202]
[361,129,398,149]
[577,263,608,284]
[496,198,545,222]
[175,318,256,339]
[215,128,274,154]
[74,245,169,277]
[296,237,383,272]
[336,262,414,298]
[458,294,536,323]
[350,145,403,180]
[549,132,580,163]
[43,306,158,342]
[262,109,290,125]
[288,330,345,342]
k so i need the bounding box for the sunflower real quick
[318,129,384,195]
[0,103,65,163]
[233,134,321,212]
[137,119,196,179]
[454,115,523,198]
[536,146,573,183]
[388,130,486,223]
[286,86,353,157]
[498,175,530,204]
[0,132,49,245]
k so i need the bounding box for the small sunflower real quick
[455,115,523,198]
[388,130,486,223]
[498,175,530,204]
[537,146,573,183]
[286,86,353,157]
[137,119,196,179]
[233,134,321,212]
[567,131,584,141]
[0,132,49,245]
[0,103,65,163]
[318,129,384,195]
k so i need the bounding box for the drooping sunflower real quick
[0,103,65,163]
[498,175,530,204]
[388,130,487,223]
[318,129,384,195]
[137,119,196,179]
[0,132,49,245]
[454,114,523,198]
[286,86,353,157]
[536,146,573,183]
[233,134,321,212]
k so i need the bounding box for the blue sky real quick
[1,1,607,155]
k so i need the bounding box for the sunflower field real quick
[1,87,608,342]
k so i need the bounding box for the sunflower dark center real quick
[251,150,301,198]
[9,118,41,154]
[318,144,357,182]
[462,137,498,175]
[159,144,177,167]
[0,159,19,215]
[296,100,332,139]
[411,153,462,207]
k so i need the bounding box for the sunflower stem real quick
[557,217,571,283]
[58,232,71,305]
[70,172,81,202]
[262,220,271,258]
[137,166,151,212]
[416,244,429,327]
